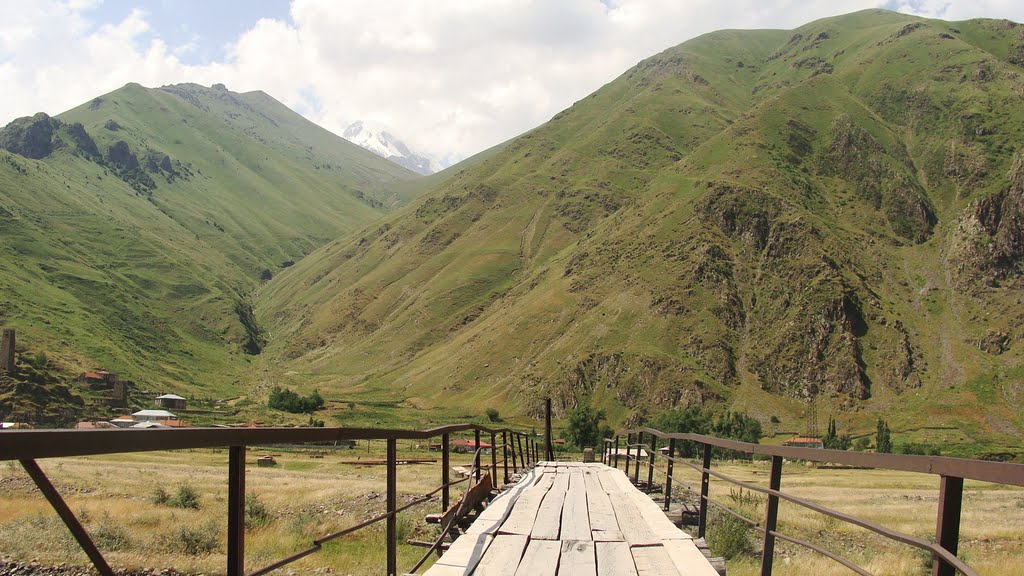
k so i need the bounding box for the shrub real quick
[91,512,132,551]
[152,485,170,505]
[769,415,780,424]
[268,386,324,413]
[171,483,201,509]
[171,521,220,555]
[706,509,755,559]
[486,408,500,422]
[245,492,273,530]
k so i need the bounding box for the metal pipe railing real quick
[3,423,539,576]
[607,427,1024,576]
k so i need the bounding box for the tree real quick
[876,418,892,453]
[268,386,324,414]
[821,417,850,450]
[564,404,609,448]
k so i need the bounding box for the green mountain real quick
[258,10,1024,454]
[0,82,417,422]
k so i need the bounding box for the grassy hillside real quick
[0,83,419,423]
[258,10,1024,455]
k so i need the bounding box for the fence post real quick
[647,433,656,492]
[386,439,398,576]
[510,432,518,472]
[228,446,245,576]
[633,432,642,484]
[490,431,498,482]
[474,429,482,482]
[442,433,451,511]
[518,433,526,468]
[664,438,675,512]
[698,443,712,539]
[933,476,964,576]
[614,436,620,469]
[503,431,510,484]
[759,455,783,576]
[545,398,553,461]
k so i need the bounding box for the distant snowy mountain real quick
[342,121,437,175]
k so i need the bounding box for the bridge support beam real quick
[933,475,963,576]
[228,446,246,576]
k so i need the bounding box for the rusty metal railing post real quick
[228,446,246,576]
[647,433,656,492]
[20,460,114,576]
[614,435,620,469]
[760,455,783,576]
[510,431,518,473]
[625,433,632,473]
[544,398,553,461]
[442,433,451,511]
[386,438,397,576]
[474,429,482,482]
[633,431,642,484]
[933,476,964,576]
[490,431,497,481]
[698,443,712,539]
[517,433,525,469]
[664,438,676,512]
[502,430,509,483]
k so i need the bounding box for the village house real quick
[132,409,178,422]
[155,393,187,410]
[74,421,116,429]
[109,415,136,428]
[782,436,825,449]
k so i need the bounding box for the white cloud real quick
[1,0,1023,165]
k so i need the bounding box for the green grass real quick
[254,9,1024,455]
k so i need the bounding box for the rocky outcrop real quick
[951,155,1024,287]
[0,113,61,159]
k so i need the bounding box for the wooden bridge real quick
[423,461,719,575]
[2,406,1023,576]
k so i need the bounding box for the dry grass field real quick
[1,450,1021,575]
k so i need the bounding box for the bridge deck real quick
[423,461,720,576]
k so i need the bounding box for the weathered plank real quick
[630,545,682,576]
[472,534,529,576]
[513,539,560,576]
[499,475,554,535]
[559,540,597,576]
[595,541,638,576]
[608,494,660,547]
[626,491,690,541]
[468,469,538,536]
[663,540,722,576]
[583,471,618,533]
[591,530,625,542]
[425,533,492,576]
[561,473,592,541]
[531,472,570,540]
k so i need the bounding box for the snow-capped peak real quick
[342,121,437,175]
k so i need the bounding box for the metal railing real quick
[0,424,541,576]
[603,427,1024,576]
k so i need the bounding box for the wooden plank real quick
[513,539,560,576]
[626,491,690,541]
[468,470,538,536]
[559,540,597,576]
[561,473,592,541]
[427,533,493,575]
[583,471,618,533]
[663,540,721,576]
[591,530,625,542]
[531,473,569,540]
[499,474,554,535]
[608,495,660,547]
[597,468,626,494]
[630,545,682,576]
[472,534,529,576]
[595,541,638,576]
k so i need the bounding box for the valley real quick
[1,10,1023,458]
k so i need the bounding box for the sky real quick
[2,0,1024,167]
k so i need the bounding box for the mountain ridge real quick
[256,9,1024,454]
